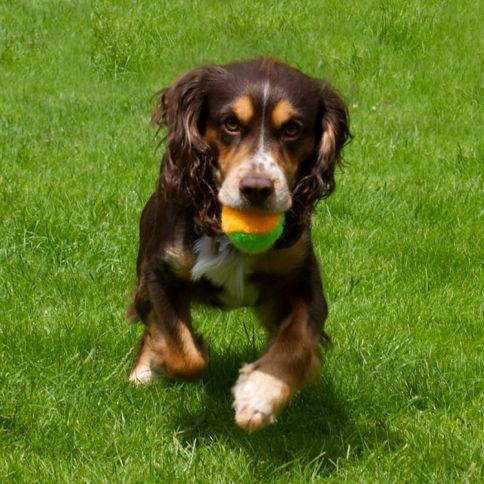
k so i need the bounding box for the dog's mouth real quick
[217,153,292,214]
[218,183,292,214]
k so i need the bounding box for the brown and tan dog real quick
[127,58,350,431]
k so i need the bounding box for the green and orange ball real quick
[221,206,285,254]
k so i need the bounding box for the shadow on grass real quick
[169,348,400,479]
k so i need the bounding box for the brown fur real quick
[128,58,350,430]
[231,95,255,124]
[271,99,296,128]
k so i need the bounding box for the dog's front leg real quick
[232,299,325,431]
[129,275,208,384]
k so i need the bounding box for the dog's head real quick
[154,58,350,244]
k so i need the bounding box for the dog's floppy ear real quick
[279,82,350,247]
[296,82,350,205]
[153,65,225,235]
[153,66,219,150]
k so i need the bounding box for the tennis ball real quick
[221,206,285,254]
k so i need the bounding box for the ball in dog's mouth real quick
[221,206,285,254]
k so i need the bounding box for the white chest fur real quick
[191,236,258,307]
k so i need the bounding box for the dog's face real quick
[203,61,324,213]
[155,59,349,236]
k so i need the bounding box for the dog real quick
[127,58,350,431]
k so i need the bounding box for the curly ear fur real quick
[154,66,225,236]
[278,83,351,247]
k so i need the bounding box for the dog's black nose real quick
[239,175,275,204]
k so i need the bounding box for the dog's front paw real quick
[129,363,158,385]
[232,364,291,432]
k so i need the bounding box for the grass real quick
[0,0,482,481]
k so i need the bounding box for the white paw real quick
[129,363,158,385]
[232,364,291,431]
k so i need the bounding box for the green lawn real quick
[1,0,482,481]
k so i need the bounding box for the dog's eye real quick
[223,116,241,133]
[282,121,302,138]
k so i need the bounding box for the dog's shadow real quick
[169,347,398,478]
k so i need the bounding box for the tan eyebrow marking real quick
[231,95,254,124]
[271,99,296,128]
